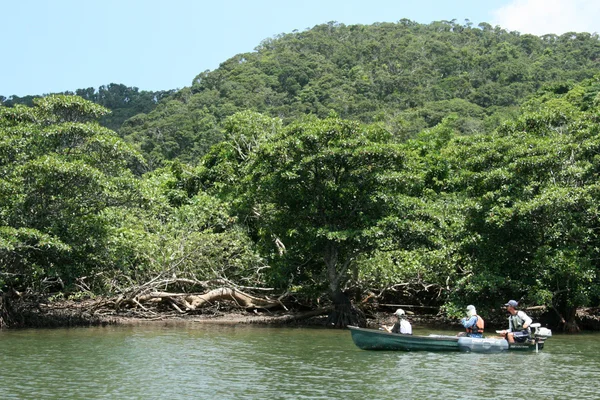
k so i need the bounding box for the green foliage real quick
[0,96,145,288]
[3,21,600,325]
[202,113,443,302]
[1,84,175,131]
[120,96,222,168]
[441,76,600,316]
[196,81,600,319]
[0,227,71,288]
[0,97,264,294]
[122,21,600,165]
[101,165,265,287]
[34,95,110,123]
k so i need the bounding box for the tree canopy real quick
[120,20,600,166]
[1,84,175,132]
[439,77,600,329]
[0,97,261,296]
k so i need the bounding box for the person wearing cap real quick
[459,305,484,338]
[500,300,533,343]
[383,309,412,334]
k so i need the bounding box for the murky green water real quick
[1,324,599,399]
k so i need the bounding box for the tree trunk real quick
[0,294,6,329]
[562,307,580,333]
[326,288,365,328]
[324,243,365,328]
[553,304,580,333]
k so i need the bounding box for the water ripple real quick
[1,326,599,399]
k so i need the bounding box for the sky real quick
[1,0,599,97]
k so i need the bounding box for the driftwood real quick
[184,288,280,310]
[128,288,281,311]
[104,274,284,318]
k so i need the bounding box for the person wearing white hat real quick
[459,305,484,338]
[383,308,412,334]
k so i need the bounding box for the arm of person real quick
[500,318,512,335]
[461,316,477,328]
[519,311,533,329]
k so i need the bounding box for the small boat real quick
[348,324,551,353]
[348,326,460,351]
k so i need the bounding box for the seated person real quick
[500,300,532,343]
[459,304,484,338]
[383,308,412,334]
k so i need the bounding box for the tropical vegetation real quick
[2,20,600,331]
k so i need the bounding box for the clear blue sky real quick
[0,0,514,96]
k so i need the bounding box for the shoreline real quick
[0,309,600,333]
[2,299,600,332]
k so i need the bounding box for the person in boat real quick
[459,305,485,338]
[500,300,533,343]
[383,308,412,334]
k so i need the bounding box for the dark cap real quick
[504,300,518,307]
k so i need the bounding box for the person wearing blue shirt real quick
[459,305,485,338]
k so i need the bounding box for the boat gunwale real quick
[347,325,459,342]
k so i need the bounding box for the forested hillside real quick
[119,20,600,166]
[0,83,174,131]
[2,20,600,331]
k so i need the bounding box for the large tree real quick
[229,116,429,326]
[0,96,144,290]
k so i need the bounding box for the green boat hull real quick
[348,326,546,352]
[348,326,460,351]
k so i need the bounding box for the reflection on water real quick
[1,325,599,399]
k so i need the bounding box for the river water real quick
[1,324,599,399]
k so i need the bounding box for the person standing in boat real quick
[500,300,532,343]
[383,308,412,334]
[459,305,485,338]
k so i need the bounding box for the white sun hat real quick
[394,308,406,317]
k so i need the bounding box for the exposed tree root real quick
[326,290,366,328]
[104,274,285,318]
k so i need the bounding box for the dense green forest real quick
[1,20,600,330]
[119,20,600,167]
[0,83,174,132]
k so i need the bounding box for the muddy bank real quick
[2,297,599,331]
[0,296,333,329]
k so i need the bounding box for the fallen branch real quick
[132,298,155,315]
[169,300,186,314]
[185,288,280,310]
